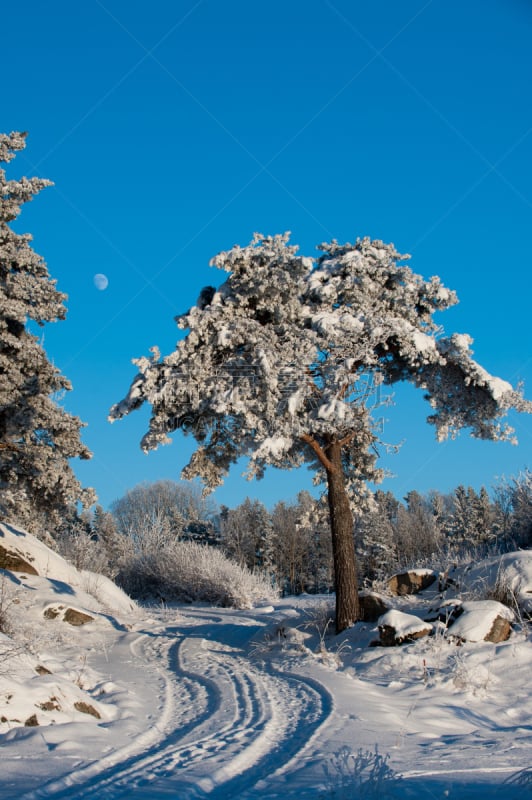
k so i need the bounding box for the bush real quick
[322,746,401,799]
[0,572,18,635]
[117,539,278,609]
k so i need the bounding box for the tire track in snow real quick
[21,609,333,799]
[79,628,330,798]
[149,612,334,798]
[19,630,212,800]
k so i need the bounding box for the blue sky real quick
[4,0,532,510]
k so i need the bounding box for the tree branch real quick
[301,433,337,473]
[0,442,20,452]
[338,431,357,448]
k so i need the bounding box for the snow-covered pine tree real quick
[355,493,397,585]
[0,132,93,532]
[509,470,532,548]
[110,233,532,631]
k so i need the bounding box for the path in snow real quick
[9,602,532,800]
[19,607,332,800]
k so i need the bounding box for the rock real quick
[43,606,94,626]
[388,570,437,596]
[74,702,100,719]
[39,697,61,711]
[63,608,94,626]
[486,616,512,643]
[378,609,432,646]
[24,714,39,727]
[359,592,390,622]
[0,544,38,575]
[43,606,63,620]
[35,665,52,675]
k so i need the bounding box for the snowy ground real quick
[1,524,532,799]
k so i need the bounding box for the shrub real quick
[322,746,401,799]
[117,538,278,608]
[0,573,17,635]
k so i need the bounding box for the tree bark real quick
[325,439,360,632]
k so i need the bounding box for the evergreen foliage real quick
[0,132,93,532]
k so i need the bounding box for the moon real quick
[93,273,109,291]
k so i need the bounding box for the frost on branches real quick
[0,132,94,532]
[111,233,531,631]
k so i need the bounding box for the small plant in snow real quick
[300,600,352,668]
[322,745,401,799]
[0,578,33,672]
[451,651,492,695]
[504,766,532,790]
[302,600,336,646]
[69,653,91,690]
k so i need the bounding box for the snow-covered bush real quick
[56,528,111,576]
[0,573,17,635]
[117,538,278,608]
[322,746,401,799]
[458,551,532,620]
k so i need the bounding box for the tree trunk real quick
[325,440,360,632]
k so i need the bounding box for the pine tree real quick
[509,470,532,547]
[355,490,398,584]
[471,486,495,546]
[91,504,130,578]
[0,132,93,532]
[451,485,471,545]
[111,233,532,631]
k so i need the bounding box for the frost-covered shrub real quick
[56,529,110,576]
[505,767,532,789]
[322,746,401,799]
[0,573,17,635]
[117,539,278,608]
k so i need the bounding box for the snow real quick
[253,436,292,458]
[1,525,532,799]
[391,567,435,578]
[473,366,513,401]
[287,389,304,415]
[317,398,348,422]
[412,329,437,355]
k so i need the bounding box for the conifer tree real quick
[0,132,93,532]
[111,233,531,631]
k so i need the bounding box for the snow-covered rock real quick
[387,569,437,596]
[0,521,80,582]
[447,600,514,643]
[377,609,433,646]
